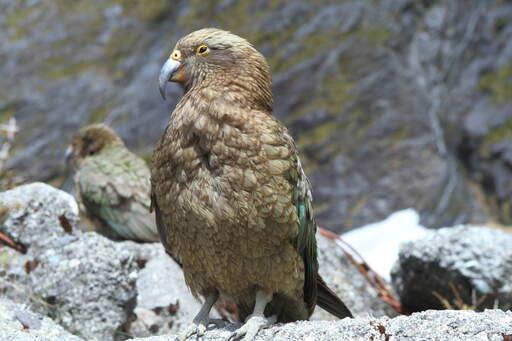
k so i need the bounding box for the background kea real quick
[152,28,352,341]
[68,123,160,242]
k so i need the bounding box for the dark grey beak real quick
[158,59,181,100]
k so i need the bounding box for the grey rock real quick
[312,235,397,319]
[0,182,203,340]
[24,232,146,340]
[0,182,82,301]
[128,309,512,341]
[391,226,512,312]
[14,310,42,330]
[0,298,83,341]
[129,245,202,338]
[0,182,79,250]
[385,309,512,341]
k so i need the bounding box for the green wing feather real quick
[81,195,130,240]
[286,141,352,319]
[76,147,160,242]
[287,147,319,316]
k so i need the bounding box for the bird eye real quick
[171,50,181,61]
[196,45,209,56]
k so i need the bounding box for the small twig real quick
[433,290,453,310]
[433,282,488,310]
[58,215,73,234]
[318,227,403,314]
[0,231,27,254]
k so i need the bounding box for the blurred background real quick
[1,0,512,233]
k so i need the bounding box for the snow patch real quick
[341,209,428,281]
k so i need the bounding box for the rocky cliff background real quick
[2,0,512,232]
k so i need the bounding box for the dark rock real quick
[391,226,512,313]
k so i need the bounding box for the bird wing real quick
[150,190,182,266]
[285,137,319,316]
[77,148,159,242]
[262,117,351,318]
[256,115,319,315]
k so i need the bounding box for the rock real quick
[24,232,147,340]
[385,310,512,341]
[0,182,79,250]
[129,245,202,338]
[127,309,512,341]
[0,182,201,340]
[6,0,512,232]
[391,226,512,312]
[0,298,83,341]
[312,234,397,319]
[0,182,81,303]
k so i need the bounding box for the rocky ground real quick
[0,182,511,340]
[0,183,395,340]
[2,301,511,341]
[2,0,512,232]
[131,310,512,341]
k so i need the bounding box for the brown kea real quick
[152,28,352,340]
[68,124,160,242]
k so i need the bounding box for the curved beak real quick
[159,59,181,100]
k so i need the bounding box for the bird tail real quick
[316,275,353,318]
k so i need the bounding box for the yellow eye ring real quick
[171,50,181,61]
[196,45,209,56]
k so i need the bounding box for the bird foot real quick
[179,321,208,341]
[230,314,277,341]
[179,292,219,340]
[179,317,226,340]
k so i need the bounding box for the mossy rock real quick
[479,63,512,104]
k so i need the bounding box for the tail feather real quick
[316,275,353,318]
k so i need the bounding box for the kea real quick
[152,28,353,340]
[68,124,160,242]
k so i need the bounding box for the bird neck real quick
[185,72,273,113]
[171,85,270,147]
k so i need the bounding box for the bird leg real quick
[231,291,276,341]
[180,292,219,340]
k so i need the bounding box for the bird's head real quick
[66,124,124,167]
[159,28,272,110]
